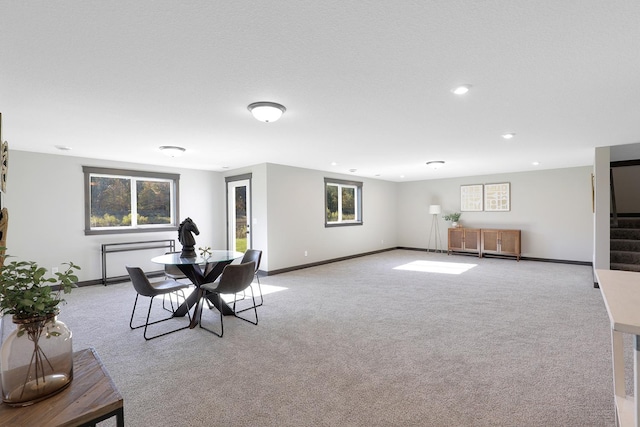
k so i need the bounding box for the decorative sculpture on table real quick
[178,217,200,258]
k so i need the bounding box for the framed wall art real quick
[460,184,483,211]
[484,182,510,211]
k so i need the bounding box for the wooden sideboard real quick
[448,227,521,260]
[447,228,481,257]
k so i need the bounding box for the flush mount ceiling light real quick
[159,146,186,157]
[426,161,445,170]
[54,145,72,151]
[248,101,286,122]
[451,84,472,95]
[502,133,516,140]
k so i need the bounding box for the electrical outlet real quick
[52,267,59,274]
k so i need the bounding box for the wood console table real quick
[596,269,640,427]
[447,227,521,260]
[0,347,124,427]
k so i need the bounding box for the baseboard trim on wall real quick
[76,270,165,287]
[265,248,396,276]
[75,247,593,285]
[397,246,592,266]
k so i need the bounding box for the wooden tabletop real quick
[0,347,123,427]
[596,269,640,335]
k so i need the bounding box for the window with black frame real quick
[83,166,179,235]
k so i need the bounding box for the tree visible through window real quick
[325,178,362,226]
[84,167,179,234]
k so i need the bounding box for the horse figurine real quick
[178,217,200,258]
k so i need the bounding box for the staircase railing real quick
[610,168,618,228]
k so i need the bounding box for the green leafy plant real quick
[442,212,462,222]
[0,256,81,320]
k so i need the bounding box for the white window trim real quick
[324,178,363,227]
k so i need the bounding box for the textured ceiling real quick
[1,1,639,181]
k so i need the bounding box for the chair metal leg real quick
[130,290,191,340]
[236,275,263,313]
[199,292,223,337]
[233,286,259,325]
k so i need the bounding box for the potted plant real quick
[0,254,80,406]
[443,212,462,228]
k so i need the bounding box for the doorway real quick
[226,175,251,252]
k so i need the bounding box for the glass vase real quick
[0,313,73,406]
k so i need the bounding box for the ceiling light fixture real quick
[159,146,186,157]
[54,145,72,151]
[451,84,471,95]
[426,161,445,170]
[502,133,516,140]
[248,101,286,122]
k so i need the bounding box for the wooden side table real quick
[0,347,124,427]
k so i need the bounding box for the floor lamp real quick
[427,205,442,253]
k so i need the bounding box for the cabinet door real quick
[482,230,499,252]
[464,229,481,251]
[499,230,521,256]
[448,228,464,251]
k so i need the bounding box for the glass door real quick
[227,178,251,252]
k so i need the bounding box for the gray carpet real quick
[57,250,616,426]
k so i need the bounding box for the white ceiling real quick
[1,1,639,181]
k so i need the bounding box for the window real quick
[325,178,363,227]
[83,167,179,235]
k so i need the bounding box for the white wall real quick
[264,163,398,271]
[397,166,594,262]
[593,147,610,270]
[4,150,224,282]
[5,150,597,282]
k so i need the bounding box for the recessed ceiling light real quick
[399,175,405,178]
[502,133,516,140]
[451,84,471,95]
[331,162,338,166]
[349,168,357,173]
[426,160,445,170]
[532,161,540,166]
[54,145,72,151]
[159,146,186,157]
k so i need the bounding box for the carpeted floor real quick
[52,250,616,426]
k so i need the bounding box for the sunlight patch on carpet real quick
[220,283,288,302]
[393,260,477,275]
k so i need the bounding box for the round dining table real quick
[151,250,243,328]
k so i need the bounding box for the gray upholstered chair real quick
[126,266,191,340]
[198,261,257,337]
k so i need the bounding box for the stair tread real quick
[611,264,640,272]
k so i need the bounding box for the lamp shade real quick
[429,205,441,215]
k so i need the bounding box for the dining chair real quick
[126,266,192,340]
[198,261,257,337]
[235,249,263,312]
